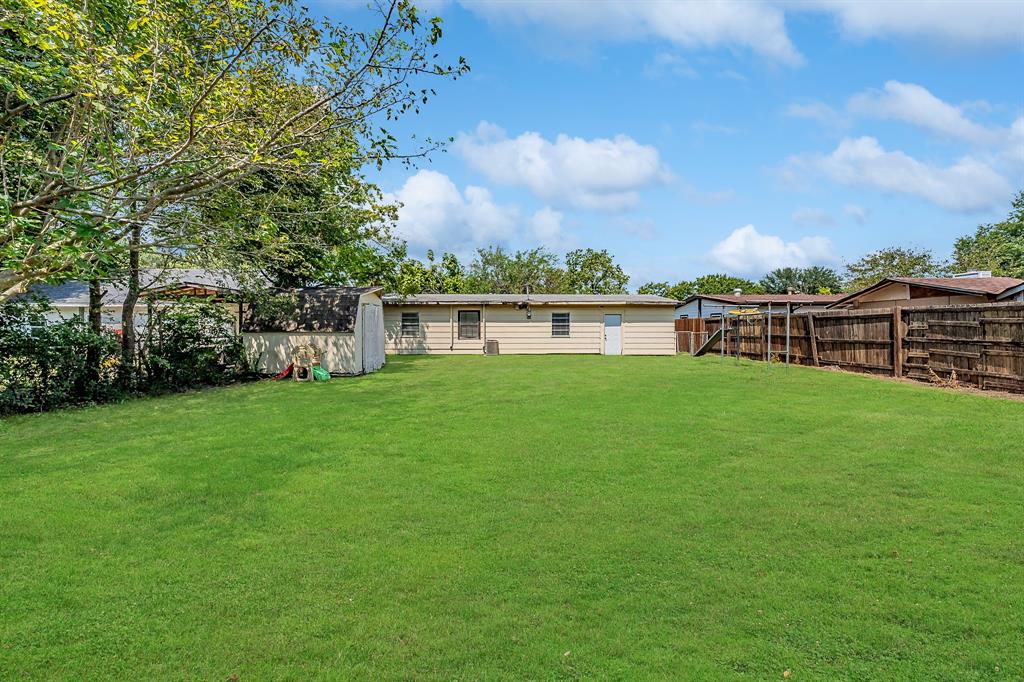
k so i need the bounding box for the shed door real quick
[360,304,385,373]
[603,314,622,355]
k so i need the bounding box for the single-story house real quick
[383,293,678,355]
[676,292,843,319]
[26,269,244,330]
[243,287,385,375]
[829,272,1024,310]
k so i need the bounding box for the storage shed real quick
[242,287,385,375]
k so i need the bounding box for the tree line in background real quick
[388,246,630,295]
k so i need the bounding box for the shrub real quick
[0,298,122,414]
[141,298,250,391]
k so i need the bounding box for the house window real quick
[458,310,480,339]
[551,312,570,337]
[400,312,420,337]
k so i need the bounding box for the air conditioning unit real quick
[484,339,500,355]
[952,271,992,278]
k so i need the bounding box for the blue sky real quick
[316,1,1024,287]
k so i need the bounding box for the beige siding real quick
[622,306,677,355]
[852,282,989,309]
[385,304,485,354]
[385,303,676,355]
[483,306,603,354]
[245,332,358,374]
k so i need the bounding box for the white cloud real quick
[527,207,575,250]
[430,1,1021,67]
[384,170,518,250]
[784,101,850,129]
[454,121,671,211]
[709,225,835,275]
[792,207,836,227]
[799,0,1024,48]
[848,81,1003,145]
[461,0,804,65]
[644,52,699,79]
[794,136,1014,212]
[718,69,748,82]
[843,204,870,224]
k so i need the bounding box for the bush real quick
[0,298,122,415]
[1,296,254,416]
[141,298,250,391]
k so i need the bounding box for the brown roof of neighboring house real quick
[890,276,1024,295]
[830,276,1024,307]
[679,293,843,306]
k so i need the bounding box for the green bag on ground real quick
[312,366,331,381]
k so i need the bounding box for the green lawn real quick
[2,355,1023,680]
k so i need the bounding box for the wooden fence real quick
[696,302,1024,393]
[674,318,709,354]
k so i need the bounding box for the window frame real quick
[551,311,571,337]
[457,310,481,340]
[400,311,420,337]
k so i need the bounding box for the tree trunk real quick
[86,279,103,388]
[119,224,142,386]
[88,279,103,333]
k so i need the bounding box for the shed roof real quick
[829,276,1024,307]
[383,293,678,306]
[243,287,381,333]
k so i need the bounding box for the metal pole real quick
[785,302,791,366]
[720,311,724,358]
[736,314,741,363]
[767,302,772,367]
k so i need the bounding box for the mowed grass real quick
[2,355,1023,680]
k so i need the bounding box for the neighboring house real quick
[243,287,385,375]
[830,272,1024,310]
[25,269,244,330]
[383,293,678,355]
[676,292,843,319]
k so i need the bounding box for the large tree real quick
[637,274,763,299]
[564,248,629,295]
[464,246,565,294]
[951,190,1024,279]
[843,246,945,291]
[760,266,842,294]
[1,0,467,303]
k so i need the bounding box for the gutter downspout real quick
[450,304,454,352]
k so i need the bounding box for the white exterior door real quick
[603,314,622,355]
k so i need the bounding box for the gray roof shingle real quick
[243,287,381,333]
[383,293,678,305]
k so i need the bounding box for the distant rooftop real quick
[28,269,244,307]
[679,293,843,306]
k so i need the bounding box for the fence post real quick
[892,306,903,377]
[807,313,820,366]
